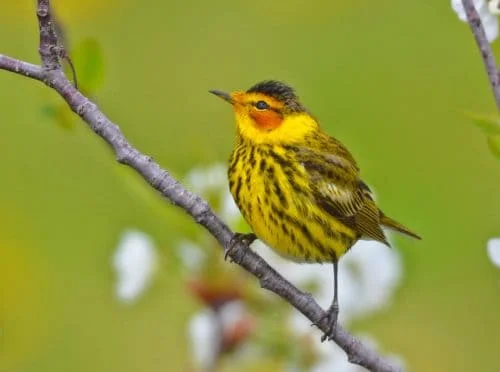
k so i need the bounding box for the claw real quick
[312,301,338,342]
[319,303,339,342]
[224,233,257,262]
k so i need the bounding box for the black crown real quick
[247,80,305,112]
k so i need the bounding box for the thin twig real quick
[0,1,401,371]
[462,0,500,110]
[63,53,78,89]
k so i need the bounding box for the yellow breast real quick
[228,142,357,263]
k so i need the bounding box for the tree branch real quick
[0,1,401,371]
[0,54,43,80]
[462,0,500,110]
[37,0,61,70]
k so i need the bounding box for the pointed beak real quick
[209,90,234,104]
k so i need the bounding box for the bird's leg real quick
[224,232,257,262]
[320,261,339,342]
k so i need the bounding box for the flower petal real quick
[112,229,158,303]
[452,0,468,22]
[487,238,500,267]
[452,0,486,22]
[482,11,499,42]
[188,311,219,369]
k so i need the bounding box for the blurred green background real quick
[2,1,500,371]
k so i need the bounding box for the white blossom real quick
[187,163,227,194]
[180,163,241,271]
[112,229,158,303]
[186,163,240,223]
[177,240,206,271]
[452,0,499,42]
[487,237,500,267]
[188,310,220,370]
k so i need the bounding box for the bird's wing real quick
[296,141,388,245]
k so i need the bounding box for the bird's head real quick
[210,80,319,144]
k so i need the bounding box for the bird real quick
[209,80,420,340]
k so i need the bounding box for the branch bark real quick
[0,54,43,80]
[0,1,401,371]
[461,0,500,110]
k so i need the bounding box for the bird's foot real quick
[318,302,339,342]
[224,233,257,262]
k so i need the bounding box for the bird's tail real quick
[380,212,421,240]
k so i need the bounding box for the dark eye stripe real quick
[270,107,283,115]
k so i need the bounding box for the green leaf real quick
[69,38,105,94]
[41,104,57,118]
[487,134,500,159]
[41,104,75,130]
[464,111,500,134]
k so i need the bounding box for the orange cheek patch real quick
[250,110,284,130]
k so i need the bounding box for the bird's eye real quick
[255,100,269,110]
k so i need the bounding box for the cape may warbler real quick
[210,80,420,340]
